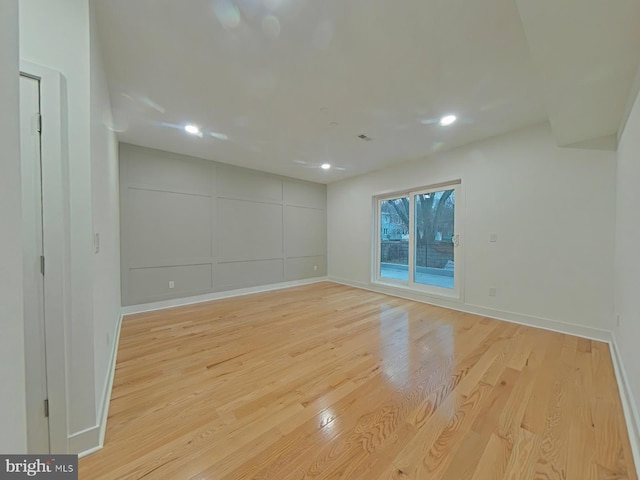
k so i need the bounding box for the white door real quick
[20,74,50,453]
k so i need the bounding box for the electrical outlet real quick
[94,233,100,253]
[489,287,496,297]
[169,281,175,289]
[313,265,317,271]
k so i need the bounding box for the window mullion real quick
[375,199,382,282]
[408,194,415,286]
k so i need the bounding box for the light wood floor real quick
[80,282,637,479]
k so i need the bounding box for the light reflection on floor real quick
[378,305,454,397]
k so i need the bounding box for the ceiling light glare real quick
[213,0,240,29]
[261,15,281,40]
[208,131,229,140]
[439,115,457,127]
[185,125,200,135]
[321,163,331,170]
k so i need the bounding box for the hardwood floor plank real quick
[419,382,494,478]
[533,334,576,480]
[470,433,513,480]
[78,282,637,480]
[439,430,485,480]
[503,427,542,480]
[520,331,563,436]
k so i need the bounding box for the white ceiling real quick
[93,0,640,184]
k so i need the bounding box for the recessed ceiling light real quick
[185,124,200,135]
[439,115,457,127]
[321,163,331,170]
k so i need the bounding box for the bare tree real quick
[387,191,453,247]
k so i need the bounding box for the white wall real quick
[328,123,616,332]
[90,1,121,420]
[0,0,28,453]
[19,0,97,440]
[614,85,640,436]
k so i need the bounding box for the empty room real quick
[2,0,640,479]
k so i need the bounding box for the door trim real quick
[20,73,49,453]
[372,180,464,302]
[20,61,70,454]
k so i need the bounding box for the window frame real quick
[373,181,463,302]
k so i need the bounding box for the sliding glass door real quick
[376,182,461,300]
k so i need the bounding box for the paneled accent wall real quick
[120,144,327,306]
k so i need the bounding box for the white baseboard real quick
[122,276,329,316]
[328,277,611,342]
[610,333,640,473]
[68,425,99,457]
[77,313,123,458]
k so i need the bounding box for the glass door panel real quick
[379,197,409,282]
[413,189,455,289]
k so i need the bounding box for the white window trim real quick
[373,181,464,302]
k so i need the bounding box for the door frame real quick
[20,72,49,453]
[407,183,463,300]
[20,61,70,453]
[373,180,465,302]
